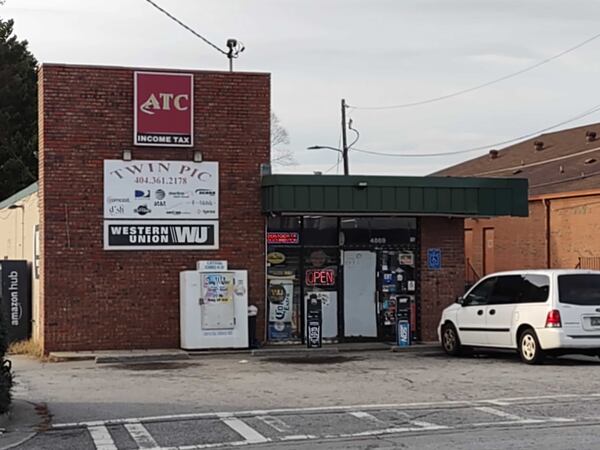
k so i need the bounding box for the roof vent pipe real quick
[489,149,499,159]
[534,140,544,151]
[586,131,597,142]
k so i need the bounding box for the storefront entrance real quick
[342,247,417,342]
[343,250,377,338]
[266,216,418,344]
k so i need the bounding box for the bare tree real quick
[271,113,297,166]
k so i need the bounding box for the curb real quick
[47,343,442,363]
[251,347,340,357]
[95,353,190,364]
[390,344,441,353]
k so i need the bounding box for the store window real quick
[303,247,340,340]
[341,217,416,247]
[267,216,302,342]
[303,216,338,246]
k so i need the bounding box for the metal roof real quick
[262,175,528,217]
[434,122,600,196]
[0,182,38,209]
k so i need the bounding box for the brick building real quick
[0,63,528,352]
[436,122,600,284]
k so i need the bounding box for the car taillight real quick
[545,309,562,328]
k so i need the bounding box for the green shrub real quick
[0,304,12,414]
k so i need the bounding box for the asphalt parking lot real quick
[7,348,600,449]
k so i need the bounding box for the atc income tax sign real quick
[104,160,218,220]
[134,71,193,147]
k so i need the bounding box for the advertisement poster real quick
[0,261,31,343]
[104,160,218,220]
[134,72,193,147]
[201,273,234,304]
[268,279,294,340]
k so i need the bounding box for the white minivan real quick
[438,270,600,364]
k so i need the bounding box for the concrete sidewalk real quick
[48,342,440,363]
[0,400,46,450]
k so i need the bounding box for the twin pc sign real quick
[134,72,193,147]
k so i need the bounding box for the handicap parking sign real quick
[427,248,442,270]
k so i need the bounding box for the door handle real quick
[477,310,483,316]
[489,309,496,315]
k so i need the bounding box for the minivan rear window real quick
[558,274,600,305]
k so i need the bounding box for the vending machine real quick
[180,263,248,349]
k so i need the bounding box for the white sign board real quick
[104,160,218,220]
[197,260,228,271]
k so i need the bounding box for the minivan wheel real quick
[519,329,545,364]
[442,324,462,356]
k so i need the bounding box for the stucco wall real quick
[0,190,41,341]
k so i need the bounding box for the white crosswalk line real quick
[88,425,117,450]
[219,416,268,444]
[410,420,449,430]
[124,421,159,449]
[475,406,523,421]
[393,410,447,430]
[256,415,291,433]
[484,400,511,406]
[349,411,385,424]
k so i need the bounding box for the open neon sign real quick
[305,269,336,286]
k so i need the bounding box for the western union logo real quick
[105,221,217,249]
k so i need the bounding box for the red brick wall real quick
[465,200,547,276]
[549,194,600,268]
[419,217,465,342]
[39,64,270,352]
[464,193,600,278]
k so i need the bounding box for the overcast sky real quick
[4,0,600,175]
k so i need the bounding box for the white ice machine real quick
[180,268,248,349]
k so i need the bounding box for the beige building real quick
[0,183,41,341]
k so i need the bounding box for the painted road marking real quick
[280,434,318,441]
[88,425,117,450]
[219,416,268,444]
[392,410,448,430]
[410,420,449,430]
[51,392,600,431]
[256,415,291,433]
[124,421,159,449]
[475,406,524,421]
[484,400,511,406]
[349,411,385,424]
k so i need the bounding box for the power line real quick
[350,103,600,158]
[143,0,228,56]
[349,31,600,111]
[324,132,343,174]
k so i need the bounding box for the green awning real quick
[261,175,528,217]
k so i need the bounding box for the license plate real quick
[591,317,600,327]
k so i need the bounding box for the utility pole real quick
[341,98,349,175]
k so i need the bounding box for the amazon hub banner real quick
[103,160,219,250]
[0,261,31,343]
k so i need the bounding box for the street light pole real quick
[341,99,349,175]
